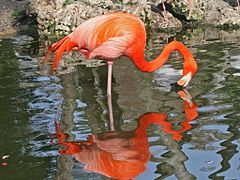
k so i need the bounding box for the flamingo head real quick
[177,72,193,87]
[177,56,198,87]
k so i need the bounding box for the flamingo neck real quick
[129,41,198,76]
[135,113,167,136]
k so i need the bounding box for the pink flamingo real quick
[42,12,198,96]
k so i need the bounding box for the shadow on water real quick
[1,27,240,179]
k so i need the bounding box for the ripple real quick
[202,125,230,133]
[197,104,233,112]
[153,65,182,91]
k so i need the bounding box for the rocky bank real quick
[1,0,240,37]
[26,0,240,37]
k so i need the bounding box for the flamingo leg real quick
[237,0,240,14]
[107,61,113,97]
[107,91,115,131]
[107,61,115,131]
[162,2,168,22]
[188,0,193,18]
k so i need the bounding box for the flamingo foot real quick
[177,72,192,87]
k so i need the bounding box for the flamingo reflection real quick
[53,89,198,179]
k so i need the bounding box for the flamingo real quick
[42,12,198,96]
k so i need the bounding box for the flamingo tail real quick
[41,36,77,72]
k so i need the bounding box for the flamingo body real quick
[69,12,143,60]
[43,12,198,94]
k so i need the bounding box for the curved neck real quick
[135,113,167,136]
[129,41,197,76]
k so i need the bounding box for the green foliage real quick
[63,0,71,7]
[44,20,56,34]
[12,9,26,21]
[113,0,123,4]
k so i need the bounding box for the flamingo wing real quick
[68,12,145,60]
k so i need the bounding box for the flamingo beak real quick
[177,72,192,87]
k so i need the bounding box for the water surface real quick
[0,28,240,179]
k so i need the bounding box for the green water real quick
[0,28,240,179]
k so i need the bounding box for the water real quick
[0,28,240,179]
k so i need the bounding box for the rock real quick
[151,11,182,30]
[27,0,240,37]
[28,0,181,36]
[28,0,118,35]
[173,0,240,27]
[205,0,240,27]
[224,0,239,7]
[0,0,29,36]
